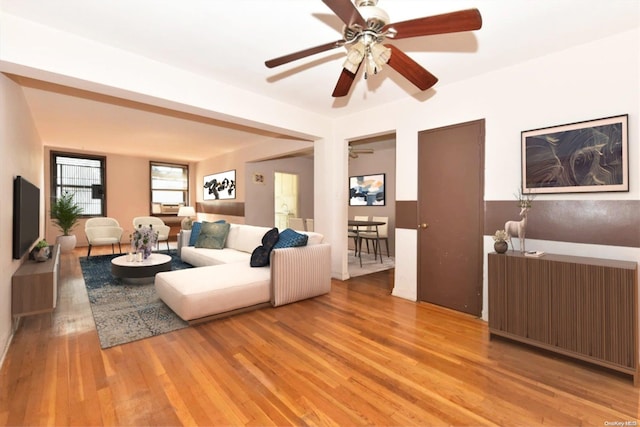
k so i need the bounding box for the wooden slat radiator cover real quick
[489,252,639,384]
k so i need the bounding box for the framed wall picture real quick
[349,173,385,206]
[522,114,628,194]
[252,173,265,184]
[203,169,236,200]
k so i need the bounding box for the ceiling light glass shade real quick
[364,43,391,78]
[177,206,196,230]
[370,43,391,66]
[343,40,365,74]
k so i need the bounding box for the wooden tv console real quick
[12,244,61,317]
[488,251,639,385]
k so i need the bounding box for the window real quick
[150,162,188,215]
[51,152,106,216]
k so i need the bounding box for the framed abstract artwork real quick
[349,173,385,206]
[203,170,236,200]
[522,114,628,194]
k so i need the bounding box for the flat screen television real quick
[13,176,40,259]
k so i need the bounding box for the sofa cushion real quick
[182,246,250,267]
[155,263,271,321]
[302,231,324,246]
[225,224,272,253]
[250,227,279,267]
[274,228,308,249]
[195,222,231,249]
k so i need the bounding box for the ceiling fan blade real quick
[384,44,438,91]
[384,8,482,40]
[322,0,366,28]
[332,63,360,97]
[265,40,344,68]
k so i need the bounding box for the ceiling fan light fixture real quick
[370,42,390,65]
[364,42,390,79]
[343,40,365,74]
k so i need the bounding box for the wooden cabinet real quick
[488,252,639,384]
[12,244,61,317]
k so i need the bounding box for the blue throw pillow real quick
[250,227,279,267]
[273,228,308,249]
[189,221,204,246]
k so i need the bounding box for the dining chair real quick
[348,215,369,256]
[288,217,305,231]
[132,216,171,251]
[305,218,314,232]
[359,216,389,258]
[85,217,124,258]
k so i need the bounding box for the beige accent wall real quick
[245,157,314,228]
[194,138,314,207]
[43,147,196,248]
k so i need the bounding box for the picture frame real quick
[522,114,628,194]
[203,170,236,200]
[349,173,385,206]
[252,173,265,185]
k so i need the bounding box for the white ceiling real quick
[1,0,638,161]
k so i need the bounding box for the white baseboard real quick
[0,317,20,370]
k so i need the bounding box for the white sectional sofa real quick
[154,223,331,323]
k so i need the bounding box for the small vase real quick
[494,240,508,254]
[143,246,152,259]
[34,246,50,262]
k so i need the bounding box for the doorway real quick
[274,172,299,230]
[417,120,485,316]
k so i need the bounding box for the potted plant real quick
[50,192,83,253]
[492,229,509,254]
[32,239,51,262]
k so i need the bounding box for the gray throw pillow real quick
[195,222,231,249]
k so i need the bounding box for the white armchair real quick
[132,216,171,251]
[85,217,124,258]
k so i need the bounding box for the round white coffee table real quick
[111,253,172,283]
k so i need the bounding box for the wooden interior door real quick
[417,120,484,316]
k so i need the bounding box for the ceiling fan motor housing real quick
[355,0,390,31]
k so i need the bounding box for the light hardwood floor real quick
[1,245,639,426]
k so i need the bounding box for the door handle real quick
[418,223,429,229]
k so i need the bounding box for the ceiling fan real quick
[265,0,482,97]
[349,145,374,158]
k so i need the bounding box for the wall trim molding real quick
[399,199,639,248]
[197,201,245,217]
[485,200,639,248]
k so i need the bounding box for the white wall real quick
[334,29,640,316]
[0,74,43,364]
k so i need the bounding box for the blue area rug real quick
[79,251,192,349]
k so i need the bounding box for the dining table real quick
[348,219,386,267]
